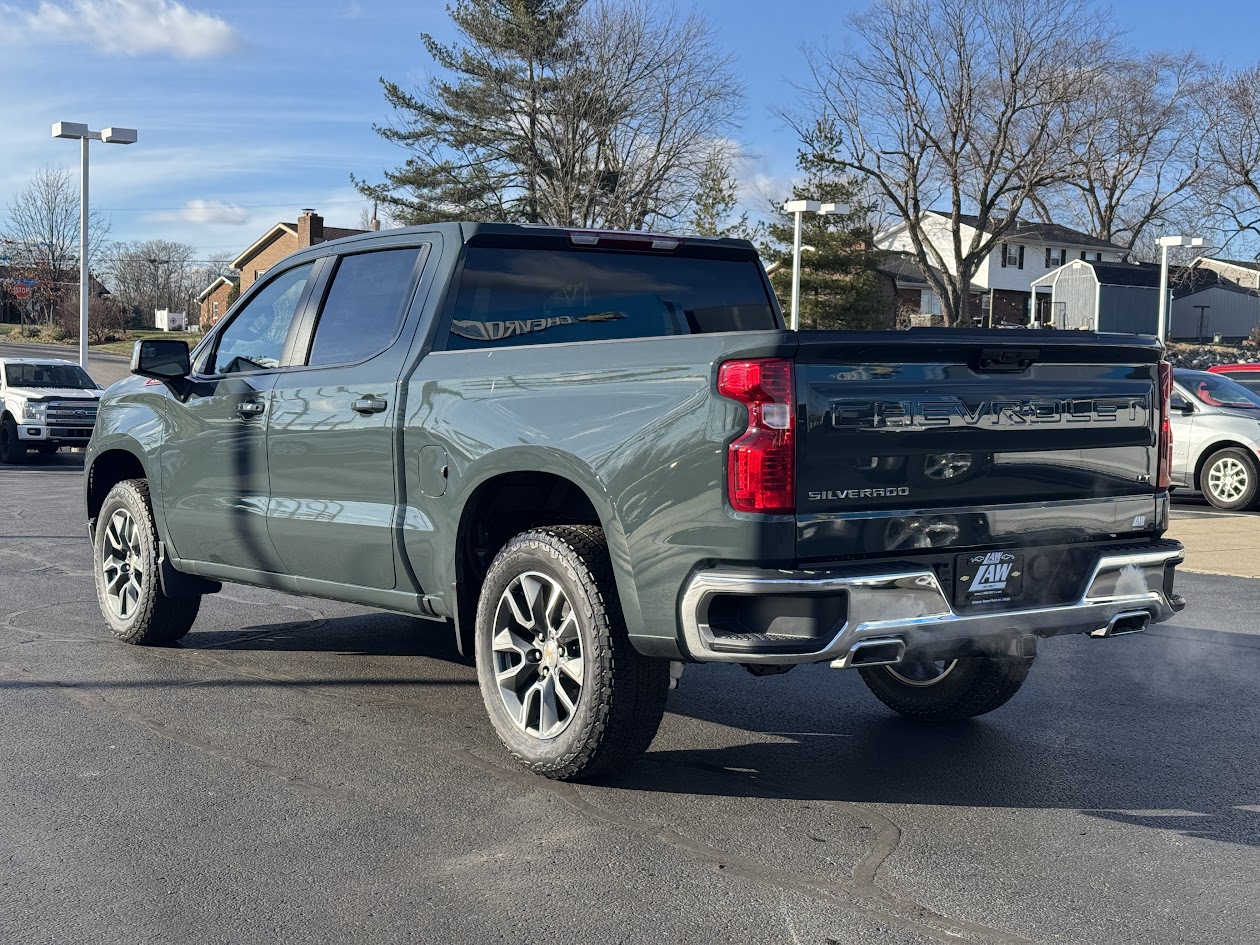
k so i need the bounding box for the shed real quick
[1169,283,1260,343]
[1030,259,1214,334]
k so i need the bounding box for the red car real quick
[1207,363,1260,394]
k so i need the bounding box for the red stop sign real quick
[11,283,31,300]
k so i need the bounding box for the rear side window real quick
[446,247,777,349]
[307,248,423,366]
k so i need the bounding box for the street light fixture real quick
[52,121,138,369]
[1155,234,1204,343]
[782,200,850,330]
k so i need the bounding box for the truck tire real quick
[1200,447,1259,511]
[474,525,669,780]
[93,479,200,645]
[0,416,27,464]
[858,654,1032,721]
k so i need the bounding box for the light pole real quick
[1155,234,1204,343]
[782,200,850,330]
[52,122,137,369]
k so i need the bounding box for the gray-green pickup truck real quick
[85,223,1186,780]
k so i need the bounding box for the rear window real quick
[446,247,777,349]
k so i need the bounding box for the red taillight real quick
[718,358,795,513]
[1157,360,1173,489]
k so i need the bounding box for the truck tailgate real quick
[794,331,1163,560]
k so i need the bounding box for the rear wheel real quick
[94,479,200,645]
[1200,447,1259,511]
[475,525,669,780]
[0,417,27,464]
[859,654,1032,721]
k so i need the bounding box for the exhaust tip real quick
[1091,610,1151,638]
[842,638,906,668]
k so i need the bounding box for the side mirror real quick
[1179,402,1195,415]
[132,339,190,380]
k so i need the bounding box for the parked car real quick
[0,357,104,464]
[1206,362,1260,394]
[1170,369,1260,510]
[85,222,1185,780]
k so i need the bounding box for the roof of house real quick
[1174,280,1260,301]
[874,251,984,294]
[1200,257,1260,273]
[230,220,368,270]
[937,212,1123,250]
[197,274,239,303]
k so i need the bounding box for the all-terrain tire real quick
[93,479,200,645]
[0,416,27,464]
[859,655,1033,721]
[474,525,669,780]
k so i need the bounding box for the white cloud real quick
[147,199,249,225]
[1,0,240,58]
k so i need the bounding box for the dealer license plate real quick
[956,551,1024,604]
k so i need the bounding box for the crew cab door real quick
[265,244,430,590]
[160,261,318,572]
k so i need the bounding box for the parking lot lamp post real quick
[1156,234,1204,343]
[51,122,138,369]
[782,200,851,330]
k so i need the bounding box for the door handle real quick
[237,400,265,418]
[352,397,388,414]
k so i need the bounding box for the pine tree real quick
[689,149,755,240]
[764,122,893,331]
[357,0,585,225]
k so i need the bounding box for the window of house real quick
[1080,251,1102,262]
[212,301,219,320]
[1001,244,1024,269]
[1046,247,1065,267]
[305,248,424,366]
[211,263,314,374]
[919,289,942,315]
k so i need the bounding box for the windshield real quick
[1181,371,1260,409]
[3,362,98,390]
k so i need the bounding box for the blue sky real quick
[0,0,1255,265]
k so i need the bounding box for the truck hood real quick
[6,387,103,401]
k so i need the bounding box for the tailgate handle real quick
[976,347,1038,373]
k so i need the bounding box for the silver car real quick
[1170,369,1260,510]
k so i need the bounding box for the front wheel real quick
[0,417,26,464]
[474,525,669,780]
[859,654,1032,721]
[1200,447,1259,511]
[94,479,200,645]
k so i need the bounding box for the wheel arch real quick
[86,446,151,537]
[449,463,636,659]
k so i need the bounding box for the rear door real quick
[265,243,430,590]
[793,332,1162,560]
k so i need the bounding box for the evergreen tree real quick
[689,148,754,240]
[357,0,585,225]
[764,122,893,331]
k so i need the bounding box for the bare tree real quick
[1205,65,1260,257]
[102,241,234,326]
[2,166,110,323]
[797,0,1117,325]
[1031,52,1218,256]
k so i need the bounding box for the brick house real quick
[197,275,238,328]
[196,209,370,321]
[875,212,1125,326]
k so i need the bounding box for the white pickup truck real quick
[0,357,104,464]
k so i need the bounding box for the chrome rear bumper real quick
[679,542,1184,666]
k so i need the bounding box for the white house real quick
[875,212,1124,325]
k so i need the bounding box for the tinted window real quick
[4,363,96,389]
[307,248,422,366]
[212,263,314,374]
[447,247,776,349]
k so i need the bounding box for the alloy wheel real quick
[1207,456,1249,503]
[885,658,958,687]
[100,508,144,620]
[491,571,585,739]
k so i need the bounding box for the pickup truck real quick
[1,356,104,463]
[84,223,1186,780]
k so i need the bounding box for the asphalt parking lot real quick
[1,450,1258,945]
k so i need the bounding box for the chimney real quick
[297,208,324,247]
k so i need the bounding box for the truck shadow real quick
[604,623,1260,849]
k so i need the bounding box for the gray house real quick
[1169,282,1260,343]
